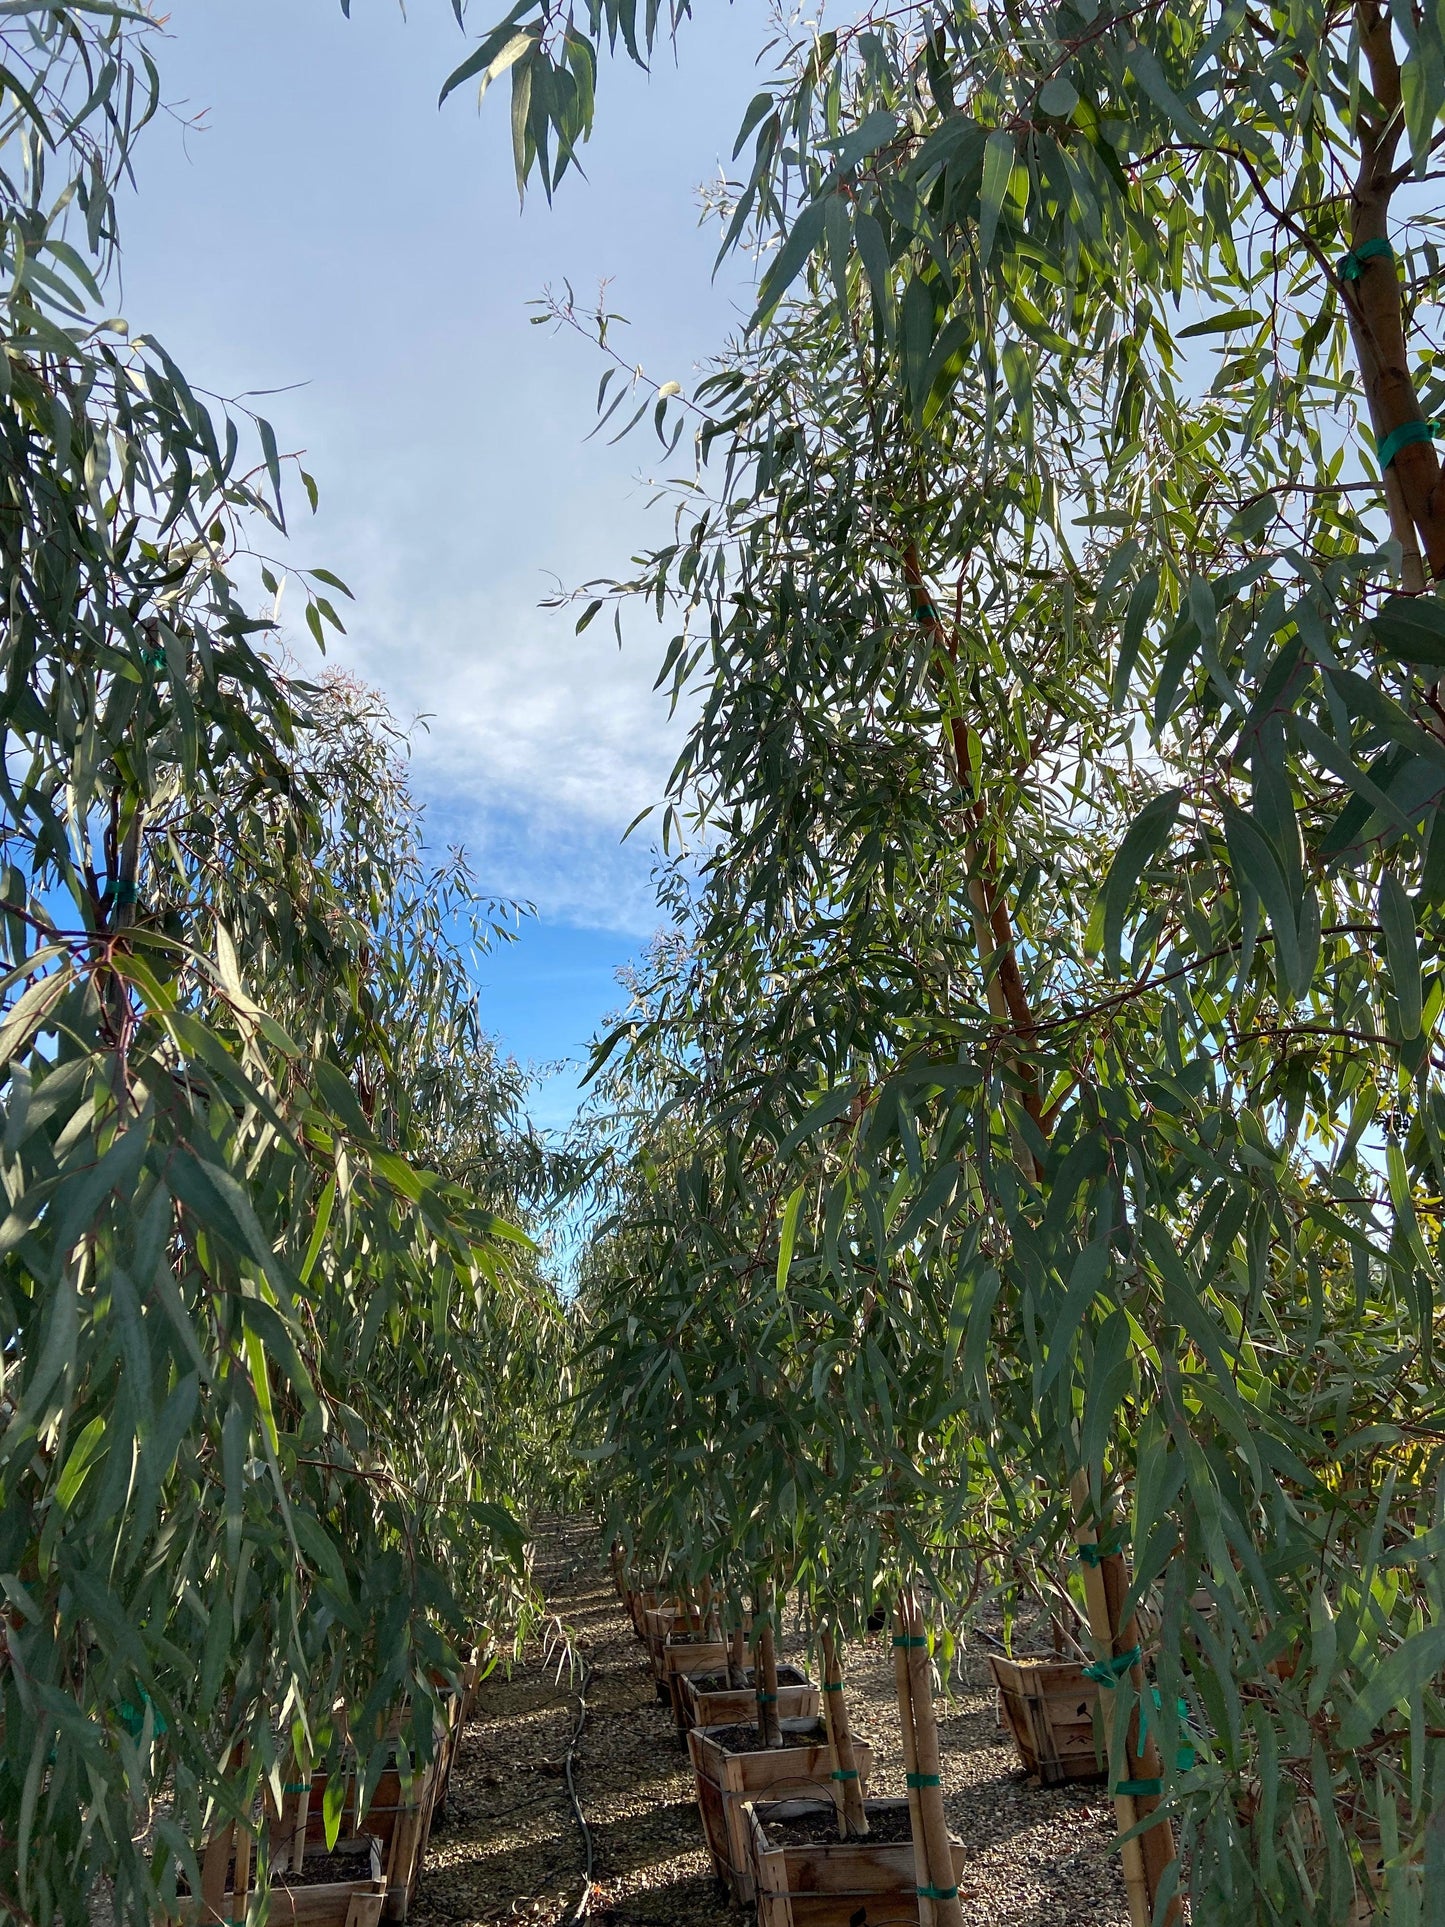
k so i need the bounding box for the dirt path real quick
[414,1526,1130,1925]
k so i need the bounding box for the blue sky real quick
[118,0,772,1128]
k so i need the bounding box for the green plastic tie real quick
[822,1680,844,1692]
[1082,1645,1141,1687]
[1340,237,1394,282]
[1074,1537,1123,1568]
[1115,1777,1163,1798]
[757,1692,778,1703]
[906,1772,941,1788]
[892,1635,929,1648]
[282,1782,312,1794]
[1137,1688,1197,1773]
[917,1886,960,1901]
[1376,418,1444,470]
[116,1693,168,1739]
[831,1768,859,1781]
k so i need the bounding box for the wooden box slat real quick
[626,1587,663,1638]
[642,1605,696,1683]
[660,1634,727,1725]
[165,1834,385,1927]
[681,1666,817,1732]
[749,1797,966,1927]
[303,1750,444,1921]
[687,1723,874,1903]
[986,1654,1104,1787]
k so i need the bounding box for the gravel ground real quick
[413,1523,1131,1926]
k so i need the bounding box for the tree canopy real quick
[0,10,573,1921]
[488,3,1445,1918]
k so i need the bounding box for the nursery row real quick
[553,8,1445,1925]
[612,1561,1386,1927]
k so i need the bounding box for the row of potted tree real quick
[549,5,1445,1919]
[605,1499,1181,1927]
[0,16,579,1923]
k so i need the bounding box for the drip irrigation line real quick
[560,1654,597,1925]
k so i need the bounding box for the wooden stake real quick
[289,1753,310,1873]
[893,1599,935,1927]
[1072,1475,1181,1927]
[820,1625,868,1838]
[200,1741,250,1926]
[897,1588,964,1927]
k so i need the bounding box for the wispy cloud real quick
[296,495,689,934]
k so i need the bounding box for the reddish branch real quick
[1346,4,1445,581]
[899,539,1043,1136]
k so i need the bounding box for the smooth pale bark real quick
[728,1621,749,1690]
[820,1626,868,1838]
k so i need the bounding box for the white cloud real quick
[296,496,692,934]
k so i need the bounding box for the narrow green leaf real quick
[1379,870,1423,1039]
[1340,1623,1445,1746]
[1368,594,1445,667]
[1088,788,1182,969]
[776,1183,806,1291]
[978,129,1014,267]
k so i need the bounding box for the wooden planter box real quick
[748,1797,966,1927]
[627,1587,663,1638]
[643,1604,698,1686]
[987,1654,1104,1786]
[304,1749,444,1921]
[680,1664,817,1733]
[170,1831,385,1927]
[687,1721,874,1902]
[660,1632,727,1726]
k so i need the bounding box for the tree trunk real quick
[1346,4,1445,579]
[905,551,1186,1919]
[820,1625,868,1837]
[902,543,1181,1914]
[755,1587,783,1748]
[727,1620,748,1690]
[894,1589,963,1927]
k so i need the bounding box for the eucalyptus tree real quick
[0,10,570,1923]
[435,2,1445,1915]
[553,185,1442,1927]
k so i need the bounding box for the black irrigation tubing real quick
[560,1653,597,1926]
